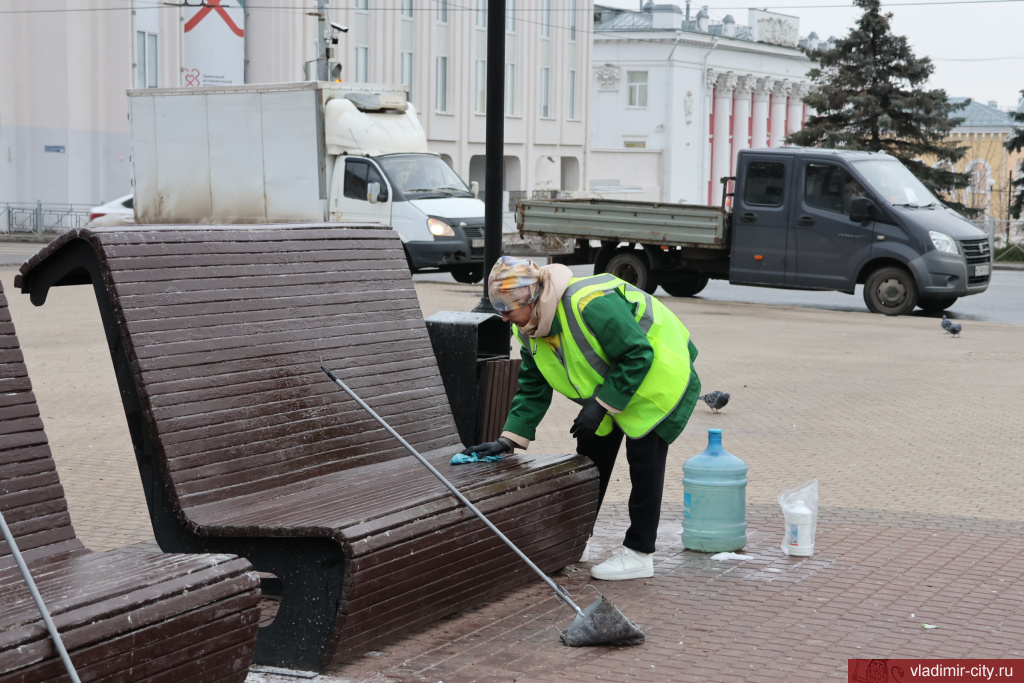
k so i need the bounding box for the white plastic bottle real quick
[785,503,814,556]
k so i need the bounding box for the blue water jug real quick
[682,429,747,552]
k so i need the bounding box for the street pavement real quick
[419,264,1024,327]
[4,265,1024,682]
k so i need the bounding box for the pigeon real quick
[941,315,952,332]
[699,391,730,413]
[948,322,962,337]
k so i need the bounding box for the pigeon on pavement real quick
[699,391,730,413]
[941,315,952,331]
[948,322,962,337]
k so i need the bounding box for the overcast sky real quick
[597,0,1024,111]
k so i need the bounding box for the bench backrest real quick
[22,226,462,510]
[0,283,82,565]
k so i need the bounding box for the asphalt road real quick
[4,238,1020,325]
[418,263,1024,326]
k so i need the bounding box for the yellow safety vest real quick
[517,274,693,438]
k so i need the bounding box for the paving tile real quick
[8,272,1024,683]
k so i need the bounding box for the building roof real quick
[949,98,1014,129]
[594,3,815,48]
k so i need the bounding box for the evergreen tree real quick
[1005,90,1024,219]
[788,0,974,214]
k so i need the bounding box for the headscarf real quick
[487,256,542,312]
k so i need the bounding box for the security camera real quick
[331,22,349,33]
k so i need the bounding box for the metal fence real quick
[971,219,1024,262]
[1,202,94,236]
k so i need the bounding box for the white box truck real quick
[128,81,495,283]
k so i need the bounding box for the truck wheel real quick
[661,273,709,298]
[605,251,658,295]
[451,266,483,284]
[917,296,958,314]
[863,266,918,316]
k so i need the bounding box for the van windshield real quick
[850,158,941,208]
[377,154,473,198]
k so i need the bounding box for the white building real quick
[589,3,822,205]
[0,0,591,209]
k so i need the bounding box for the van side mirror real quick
[367,182,381,204]
[470,181,480,198]
[848,196,875,223]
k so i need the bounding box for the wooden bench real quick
[0,281,261,682]
[16,225,600,671]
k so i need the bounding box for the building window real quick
[967,160,990,212]
[355,0,368,10]
[506,0,515,33]
[401,0,413,18]
[567,69,577,120]
[401,51,413,102]
[436,0,447,23]
[476,0,487,28]
[435,56,448,112]
[627,71,648,108]
[540,67,550,118]
[355,46,369,82]
[569,0,577,41]
[541,0,550,38]
[136,31,158,88]
[475,60,487,114]
[505,62,516,115]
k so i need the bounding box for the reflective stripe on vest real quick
[517,274,692,439]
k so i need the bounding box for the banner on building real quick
[183,0,245,87]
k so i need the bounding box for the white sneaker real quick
[590,546,654,581]
[578,539,591,563]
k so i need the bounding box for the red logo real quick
[184,0,244,37]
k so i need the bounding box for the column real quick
[787,82,809,137]
[769,80,791,147]
[750,77,772,149]
[731,75,754,170]
[710,72,737,202]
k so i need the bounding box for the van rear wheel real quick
[605,251,658,295]
[661,272,709,298]
[863,266,918,316]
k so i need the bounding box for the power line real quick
[3,0,1021,66]
[2,0,1023,13]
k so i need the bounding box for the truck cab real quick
[730,148,992,314]
[128,82,496,284]
[325,93,491,283]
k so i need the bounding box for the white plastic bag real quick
[779,479,818,556]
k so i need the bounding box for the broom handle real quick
[322,367,585,619]
[0,509,82,683]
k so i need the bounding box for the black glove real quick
[460,436,514,458]
[570,398,607,440]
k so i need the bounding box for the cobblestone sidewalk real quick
[4,268,1023,682]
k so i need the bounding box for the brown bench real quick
[0,281,261,682]
[16,225,599,671]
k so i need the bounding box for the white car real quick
[87,194,135,227]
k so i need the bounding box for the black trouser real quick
[576,424,669,554]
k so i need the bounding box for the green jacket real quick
[503,287,700,446]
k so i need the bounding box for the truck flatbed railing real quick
[516,198,727,249]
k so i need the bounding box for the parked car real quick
[87,194,134,227]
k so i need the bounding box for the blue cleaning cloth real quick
[450,453,504,465]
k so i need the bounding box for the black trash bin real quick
[425,311,520,447]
